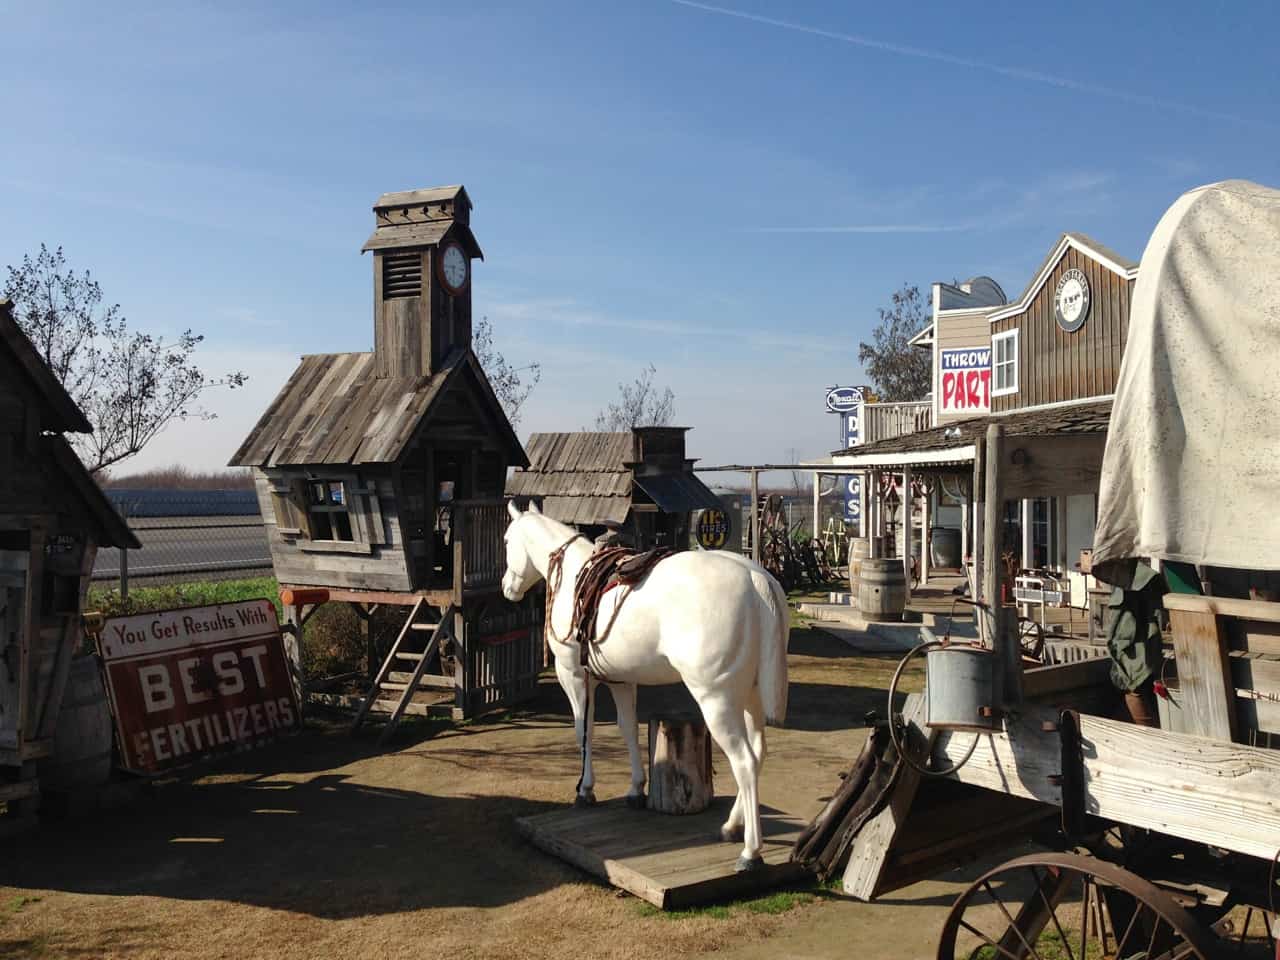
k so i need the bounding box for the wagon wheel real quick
[937,852,1222,960]
[1017,617,1045,662]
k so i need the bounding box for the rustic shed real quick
[506,427,723,549]
[229,185,538,724]
[0,298,139,816]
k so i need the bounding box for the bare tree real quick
[4,244,246,474]
[594,364,675,431]
[473,316,540,428]
[858,283,932,401]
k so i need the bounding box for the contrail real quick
[749,224,972,234]
[670,0,1264,129]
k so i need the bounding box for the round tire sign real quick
[1054,268,1091,332]
[695,509,730,550]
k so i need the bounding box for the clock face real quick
[1054,268,1091,332]
[439,243,469,294]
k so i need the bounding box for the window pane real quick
[312,512,334,540]
[311,482,326,504]
[329,482,344,505]
[334,512,353,541]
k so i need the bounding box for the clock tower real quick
[363,184,483,379]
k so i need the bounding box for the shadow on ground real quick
[0,721,574,921]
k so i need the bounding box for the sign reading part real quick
[98,599,299,773]
[939,348,991,414]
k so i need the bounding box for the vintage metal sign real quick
[98,599,299,773]
[939,348,991,414]
[1054,268,1091,332]
[824,385,864,414]
[695,508,730,550]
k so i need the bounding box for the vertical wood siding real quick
[991,248,1133,413]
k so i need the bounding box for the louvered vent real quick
[382,251,422,299]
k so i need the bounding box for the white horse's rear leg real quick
[696,691,763,869]
[610,683,647,808]
[557,661,596,805]
[720,688,766,843]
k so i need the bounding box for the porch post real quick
[920,481,931,586]
[1021,499,1033,570]
[750,468,760,563]
[812,471,821,539]
[902,464,914,596]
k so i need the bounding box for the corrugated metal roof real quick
[634,473,723,513]
[229,347,526,468]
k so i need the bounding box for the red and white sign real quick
[939,348,991,414]
[99,600,299,773]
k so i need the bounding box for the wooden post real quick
[860,472,869,539]
[351,603,374,681]
[647,714,713,814]
[920,482,931,586]
[811,471,821,539]
[749,469,760,563]
[902,465,913,598]
[983,424,1020,707]
[972,437,985,610]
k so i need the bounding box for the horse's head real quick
[502,499,545,602]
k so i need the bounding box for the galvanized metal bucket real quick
[925,644,1001,732]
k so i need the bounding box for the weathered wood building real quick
[506,427,723,549]
[230,185,539,721]
[832,233,1137,603]
[1,299,138,817]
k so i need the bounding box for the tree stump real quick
[647,713,713,815]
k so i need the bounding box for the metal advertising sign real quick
[824,385,863,414]
[98,599,299,773]
[695,508,730,550]
[939,348,991,415]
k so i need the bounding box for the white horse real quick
[501,501,789,870]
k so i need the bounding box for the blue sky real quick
[3,1,1277,479]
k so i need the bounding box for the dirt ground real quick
[0,624,995,960]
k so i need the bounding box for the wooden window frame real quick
[992,329,1019,397]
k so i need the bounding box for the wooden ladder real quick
[351,598,456,745]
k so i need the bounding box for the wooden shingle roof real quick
[506,432,636,525]
[229,347,526,468]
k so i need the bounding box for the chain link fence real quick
[93,490,272,593]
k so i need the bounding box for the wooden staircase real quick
[351,598,457,744]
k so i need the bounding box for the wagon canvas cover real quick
[1093,180,1280,577]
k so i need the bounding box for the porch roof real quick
[831,399,1112,470]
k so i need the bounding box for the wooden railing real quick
[450,498,509,596]
[862,401,933,444]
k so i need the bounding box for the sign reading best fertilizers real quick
[98,599,299,773]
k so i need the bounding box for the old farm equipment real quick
[811,182,1280,957]
[230,185,539,732]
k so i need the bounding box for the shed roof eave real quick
[830,444,977,469]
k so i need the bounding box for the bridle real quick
[543,533,585,664]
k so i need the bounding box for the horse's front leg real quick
[611,682,646,809]
[557,660,597,806]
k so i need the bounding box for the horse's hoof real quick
[574,790,597,808]
[735,855,765,873]
[720,825,744,843]
[625,792,647,811]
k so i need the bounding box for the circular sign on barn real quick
[695,509,730,550]
[1054,268,1091,332]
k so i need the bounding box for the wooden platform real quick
[516,796,807,909]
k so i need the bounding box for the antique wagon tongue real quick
[361,184,484,379]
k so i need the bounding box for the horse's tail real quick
[754,568,790,726]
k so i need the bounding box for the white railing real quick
[862,401,933,444]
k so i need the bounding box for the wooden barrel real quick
[39,655,113,790]
[857,558,908,622]
[847,537,872,594]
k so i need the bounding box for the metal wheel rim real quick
[936,851,1223,960]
